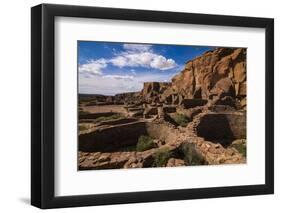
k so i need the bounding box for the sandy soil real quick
[82,105,127,114]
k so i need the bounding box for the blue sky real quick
[78,41,214,95]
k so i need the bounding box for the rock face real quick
[134,47,246,108]
[141,82,171,103]
[115,92,141,104]
[169,48,246,106]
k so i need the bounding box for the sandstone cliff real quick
[141,82,171,103]
[171,48,246,105]
[82,47,247,109]
[140,47,246,108]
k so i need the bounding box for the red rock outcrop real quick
[141,82,171,103]
[138,48,246,108]
[170,47,246,106]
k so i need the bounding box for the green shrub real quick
[182,143,205,165]
[153,147,171,167]
[79,125,88,131]
[79,96,95,104]
[231,143,246,157]
[136,135,155,152]
[79,110,90,116]
[172,113,189,127]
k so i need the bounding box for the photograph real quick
[29,3,274,209]
[78,41,247,170]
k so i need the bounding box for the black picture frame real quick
[31,3,274,209]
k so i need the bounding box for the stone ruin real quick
[78,47,247,170]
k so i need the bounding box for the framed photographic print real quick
[31,3,274,209]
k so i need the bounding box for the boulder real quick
[233,61,246,83]
[211,78,235,98]
[235,82,247,97]
[166,158,185,167]
[141,82,171,103]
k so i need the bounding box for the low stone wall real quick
[224,112,246,139]
[79,121,179,152]
[79,121,147,152]
[97,118,138,126]
[182,99,208,109]
[79,112,117,120]
[196,112,246,141]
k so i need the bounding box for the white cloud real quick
[79,72,175,95]
[78,44,177,76]
[109,56,128,68]
[109,52,176,70]
[79,75,141,95]
[78,59,107,76]
[102,74,134,81]
[150,55,176,70]
[123,44,152,52]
